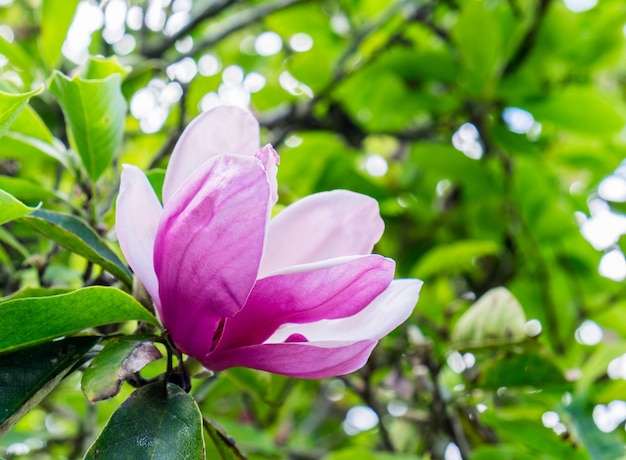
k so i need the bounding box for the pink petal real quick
[267,279,423,343]
[154,154,270,357]
[254,144,280,207]
[162,106,260,205]
[115,164,163,305]
[203,340,378,379]
[214,255,395,351]
[259,190,385,277]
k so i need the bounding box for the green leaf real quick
[39,0,81,69]
[0,286,157,354]
[0,87,42,138]
[481,412,587,460]
[22,209,133,286]
[0,176,60,205]
[0,336,99,435]
[452,0,512,96]
[82,56,131,80]
[451,287,527,348]
[0,188,36,225]
[82,338,162,403]
[470,445,547,460]
[411,240,501,279]
[566,398,626,460]
[479,352,567,390]
[0,37,36,84]
[49,70,127,181]
[523,87,624,134]
[85,382,205,460]
[204,418,247,460]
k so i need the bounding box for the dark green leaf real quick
[85,382,204,460]
[0,286,157,354]
[0,336,99,435]
[22,209,133,286]
[82,338,162,403]
[479,352,567,390]
[49,70,127,181]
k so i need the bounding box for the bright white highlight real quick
[365,154,388,177]
[343,406,379,435]
[542,411,560,428]
[564,0,597,13]
[502,107,535,134]
[62,1,104,64]
[279,71,313,98]
[166,57,197,84]
[574,320,603,346]
[524,319,542,337]
[198,54,221,76]
[290,33,314,52]
[598,175,626,202]
[255,31,283,56]
[593,401,626,432]
[452,123,483,159]
[599,249,626,281]
[608,353,626,380]
[444,443,462,460]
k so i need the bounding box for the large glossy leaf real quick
[0,87,42,138]
[39,0,81,69]
[0,188,36,225]
[49,70,127,181]
[22,209,133,286]
[82,338,162,403]
[451,287,527,348]
[85,382,204,460]
[0,287,157,354]
[0,336,99,435]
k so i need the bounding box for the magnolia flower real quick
[116,106,422,379]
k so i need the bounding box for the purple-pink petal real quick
[202,340,378,379]
[259,190,385,276]
[161,106,260,205]
[213,255,395,351]
[154,154,270,357]
[267,279,423,344]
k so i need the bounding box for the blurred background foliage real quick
[1,0,626,458]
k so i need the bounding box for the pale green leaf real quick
[49,70,127,181]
